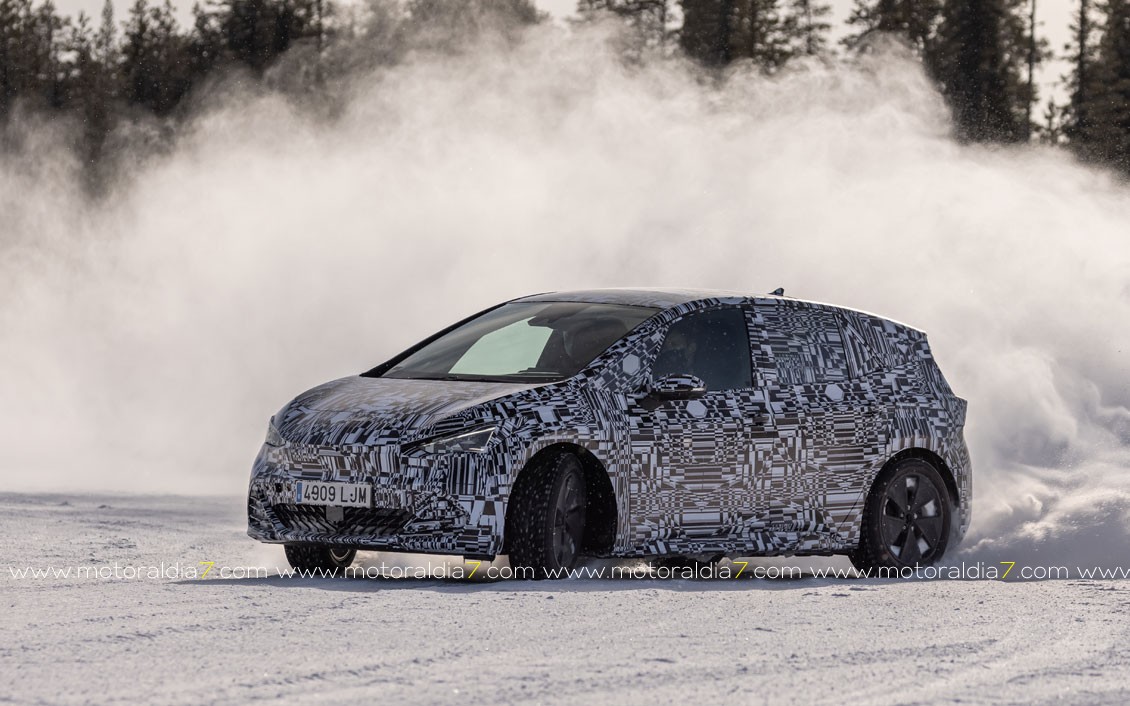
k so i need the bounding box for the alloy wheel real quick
[879,473,945,565]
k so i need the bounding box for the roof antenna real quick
[769,287,785,296]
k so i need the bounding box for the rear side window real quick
[652,308,753,391]
[757,305,851,385]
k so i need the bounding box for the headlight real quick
[411,425,497,454]
[265,418,285,447]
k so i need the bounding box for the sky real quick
[48,0,1075,104]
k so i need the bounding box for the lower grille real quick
[272,504,412,537]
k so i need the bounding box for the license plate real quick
[294,481,371,508]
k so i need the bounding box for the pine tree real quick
[998,0,1045,139]
[122,0,153,107]
[1080,0,1130,168]
[187,2,224,80]
[122,0,190,114]
[1037,96,1065,144]
[220,0,316,73]
[576,0,673,53]
[0,0,28,117]
[679,0,737,66]
[1062,0,1097,146]
[930,0,1029,142]
[844,0,942,53]
[736,0,792,67]
[88,0,119,157]
[785,0,831,56]
[679,0,792,69]
[63,10,94,104]
[63,13,98,148]
[32,1,67,107]
[0,0,68,115]
[96,0,116,64]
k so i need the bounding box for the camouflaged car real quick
[247,289,971,577]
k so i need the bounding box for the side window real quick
[757,304,851,385]
[652,308,752,391]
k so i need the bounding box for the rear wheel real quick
[284,544,357,576]
[850,458,952,573]
[507,452,587,579]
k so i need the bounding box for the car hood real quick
[274,375,539,446]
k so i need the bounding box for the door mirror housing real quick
[651,374,708,401]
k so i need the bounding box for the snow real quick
[4,493,1130,704]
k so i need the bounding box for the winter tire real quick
[850,457,952,573]
[284,544,357,576]
[506,451,588,580]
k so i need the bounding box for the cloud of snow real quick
[2,25,1129,569]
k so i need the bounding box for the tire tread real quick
[850,458,951,574]
[507,451,578,580]
[284,544,356,576]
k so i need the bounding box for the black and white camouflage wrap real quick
[247,289,971,560]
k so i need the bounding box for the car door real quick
[751,300,882,546]
[624,306,772,550]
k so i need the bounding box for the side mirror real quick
[650,374,707,401]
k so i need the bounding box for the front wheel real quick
[850,458,952,573]
[506,452,588,580]
[284,544,357,576]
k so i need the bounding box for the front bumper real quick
[246,442,509,558]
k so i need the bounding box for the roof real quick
[516,288,924,333]
[516,288,755,309]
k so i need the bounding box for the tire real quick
[506,451,588,580]
[850,457,952,573]
[284,544,357,576]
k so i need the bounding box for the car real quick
[247,288,971,578]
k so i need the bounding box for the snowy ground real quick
[4,493,1130,705]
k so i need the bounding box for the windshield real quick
[378,302,659,383]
